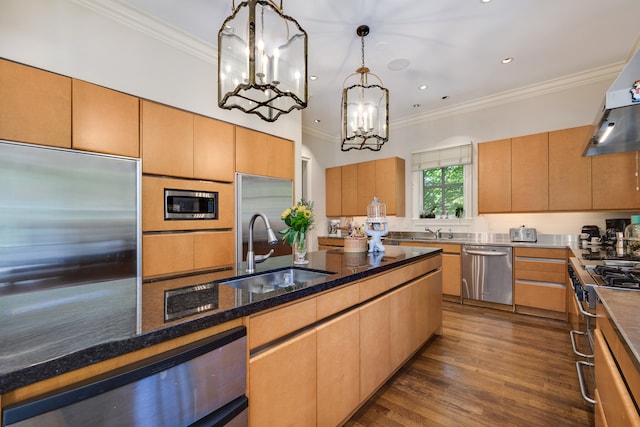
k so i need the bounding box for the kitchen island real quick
[0,246,442,426]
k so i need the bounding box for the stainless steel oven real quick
[165,188,218,220]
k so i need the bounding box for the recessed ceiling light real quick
[310,75,318,81]
[387,58,410,71]
[314,119,321,123]
[501,57,514,64]
[442,96,449,100]
[481,0,492,3]
[413,104,421,108]
[419,84,428,90]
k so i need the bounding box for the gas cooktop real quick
[587,265,640,289]
[580,247,640,262]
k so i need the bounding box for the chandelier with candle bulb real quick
[218,0,307,122]
[341,25,389,151]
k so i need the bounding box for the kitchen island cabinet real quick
[246,252,442,426]
[1,247,441,426]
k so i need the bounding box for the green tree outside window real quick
[422,165,464,217]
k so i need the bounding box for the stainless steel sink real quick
[217,267,335,294]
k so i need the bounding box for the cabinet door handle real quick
[464,250,510,256]
[575,361,596,404]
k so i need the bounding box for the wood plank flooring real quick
[345,301,594,426]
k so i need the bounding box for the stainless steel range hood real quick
[584,50,640,156]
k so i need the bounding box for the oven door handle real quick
[574,291,597,319]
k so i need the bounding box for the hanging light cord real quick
[232,0,283,11]
[636,150,639,191]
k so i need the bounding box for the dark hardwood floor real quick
[345,301,594,426]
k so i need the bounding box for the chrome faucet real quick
[246,212,278,273]
[448,228,454,239]
[425,227,442,239]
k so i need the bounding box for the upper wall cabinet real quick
[141,100,193,177]
[72,79,140,157]
[478,125,640,213]
[478,138,511,213]
[0,59,71,148]
[511,132,548,212]
[548,125,593,211]
[193,115,235,182]
[326,157,405,217]
[592,151,640,210]
[235,127,294,180]
[141,100,235,182]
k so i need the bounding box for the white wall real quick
[304,73,637,240]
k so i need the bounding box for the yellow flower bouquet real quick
[279,199,314,247]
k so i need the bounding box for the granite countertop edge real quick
[0,247,441,395]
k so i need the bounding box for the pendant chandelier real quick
[218,0,308,122]
[341,25,389,151]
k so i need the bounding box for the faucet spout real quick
[246,212,278,273]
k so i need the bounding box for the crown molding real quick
[393,62,622,129]
[71,0,216,64]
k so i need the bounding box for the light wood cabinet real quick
[376,157,406,216]
[267,134,295,179]
[317,309,360,427]
[141,100,193,177]
[193,115,235,182]
[72,79,139,157]
[399,241,461,297]
[514,247,567,319]
[360,293,391,401]
[142,176,234,231]
[325,166,342,217]
[0,59,71,148]
[357,160,376,213]
[594,327,640,427]
[592,151,640,210]
[327,157,405,217]
[235,127,294,179]
[549,125,593,211]
[249,329,317,427]
[341,163,359,216]
[478,138,511,213]
[235,127,267,176]
[389,283,414,367]
[142,231,234,278]
[511,132,548,212]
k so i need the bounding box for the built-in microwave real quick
[164,188,218,220]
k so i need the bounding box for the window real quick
[412,144,472,219]
[422,165,464,218]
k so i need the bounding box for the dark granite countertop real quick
[0,246,440,395]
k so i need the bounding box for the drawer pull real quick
[573,292,597,319]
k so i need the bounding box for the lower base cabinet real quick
[248,329,317,427]
[317,310,360,427]
[247,259,442,426]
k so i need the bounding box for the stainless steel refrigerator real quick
[235,173,293,265]
[0,141,140,374]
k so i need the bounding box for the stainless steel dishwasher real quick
[462,245,513,305]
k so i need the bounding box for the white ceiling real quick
[121,0,640,137]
